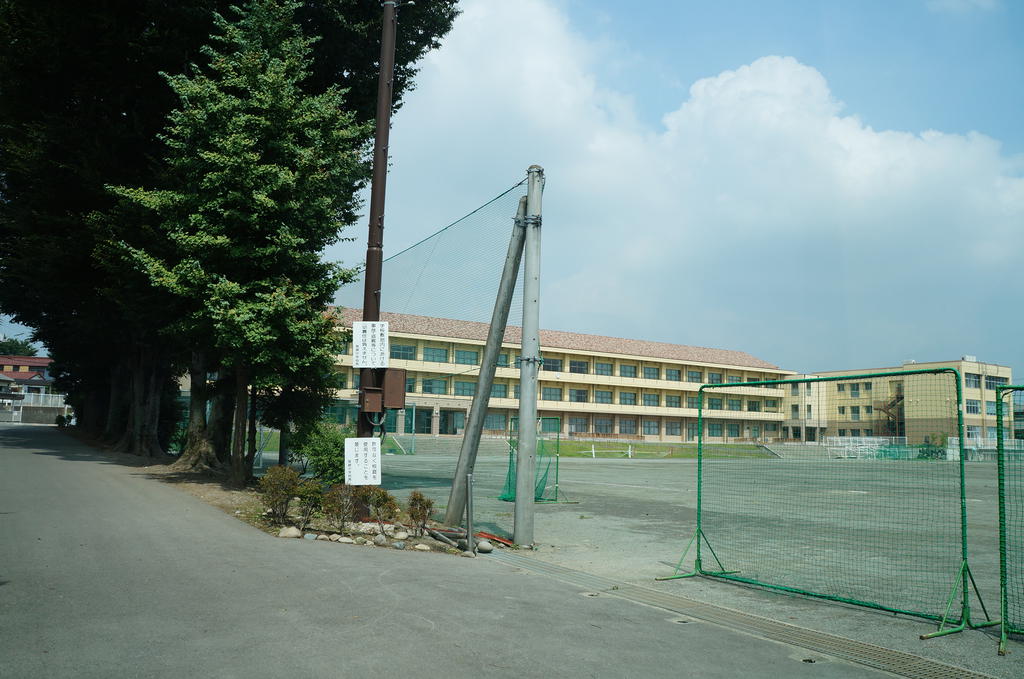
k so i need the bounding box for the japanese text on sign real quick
[344,437,381,486]
[352,321,389,369]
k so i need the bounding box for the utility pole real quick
[357,1,399,438]
[513,166,544,547]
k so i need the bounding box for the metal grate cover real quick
[486,551,994,679]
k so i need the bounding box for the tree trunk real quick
[113,344,168,458]
[172,351,218,471]
[228,363,250,488]
[209,367,235,464]
[244,385,258,482]
[278,426,289,467]
[103,357,130,443]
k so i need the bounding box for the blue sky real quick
[6,0,1022,379]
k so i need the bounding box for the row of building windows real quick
[965,399,1012,416]
[964,374,1009,390]
[387,344,778,383]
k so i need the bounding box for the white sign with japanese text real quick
[344,437,381,485]
[352,321,389,369]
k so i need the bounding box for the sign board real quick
[352,321,389,369]
[344,437,381,485]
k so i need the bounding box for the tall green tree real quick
[0,336,37,356]
[0,1,458,457]
[114,0,369,483]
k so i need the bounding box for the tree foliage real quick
[0,336,37,356]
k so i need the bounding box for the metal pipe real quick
[357,1,399,438]
[444,196,528,525]
[514,165,544,547]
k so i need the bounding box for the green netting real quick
[670,369,977,626]
[498,437,558,502]
[998,386,1024,653]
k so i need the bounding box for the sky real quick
[5,0,1022,378]
[331,0,1024,376]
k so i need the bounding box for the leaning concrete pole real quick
[444,196,528,526]
[514,166,544,547]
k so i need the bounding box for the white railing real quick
[19,393,67,408]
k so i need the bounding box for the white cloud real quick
[336,0,1024,372]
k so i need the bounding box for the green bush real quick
[295,479,323,532]
[407,490,434,537]
[292,420,351,486]
[54,414,67,428]
[258,465,301,525]
[323,484,358,533]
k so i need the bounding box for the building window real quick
[484,413,506,431]
[865,429,873,436]
[665,395,681,408]
[765,423,778,432]
[986,400,997,415]
[643,393,660,407]
[966,425,981,440]
[708,398,723,410]
[620,392,637,405]
[792,426,802,439]
[352,372,360,389]
[850,429,860,437]
[666,421,681,436]
[986,376,1009,390]
[569,417,589,434]
[838,406,846,415]
[594,417,614,434]
[707,372,723,384]
[405,378,416,393]
[541,357,563,372]
[619,419,637,435]
[569,360,589,374]
[687,370,702,383]
[643,366,660,380]
[728,375,742,384]
[541,387,563,401]
[727,398,742,411]
[423,347,448,363]
[595,390,613,404]
[966,399,981,414]
[569,389,589,403]
[806,404,813,418]
[491,383,508,398]
[863,383,872,391]
[965,373,981,389]
[595,362,613,376]
[791,383,800,395]
[726,423,740,437]
[765,399,778,412]
[750,425,761,439]
[541,418,561,433]
[391,344,416,360]
[620,364,637,378]
[850,384,860,398]
[791,404,799,418]
[865,405,873,414]
[454,381,476,396]
[643,420,660,435]
[513,385,520,400]
[455,349,479,365]
[497,353,510,367]
[838,429,847,436]
[708,422,723,437]
[687,396,699,409]
[851,406,860,421]
[837,383,845,392]
[687,422,699,440]
[666,369,681,382]
[747,400,761,412]
[422,378,447,394]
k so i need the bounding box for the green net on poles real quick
[499,438,558,503]
[666,369,987,628]
[998,386,1024,653]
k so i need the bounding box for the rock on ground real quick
[278,526,302,538]
[476,540,494,553]
[414,544,431,552]
[393,531,409,541]
[393,541,406,550]
[338,537,355,544]
[372,534,388,546]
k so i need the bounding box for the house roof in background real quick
[0,355,51,367]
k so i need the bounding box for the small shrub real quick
[54,414,67,428]
[292,420,351,486]
[365,487,400,535]
[258,465,300,525]
[323,484,358,533]
[407,491,434,537]
[295,479,323,532]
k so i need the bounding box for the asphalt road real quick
[0,424,891,678]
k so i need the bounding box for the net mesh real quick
[334,179,527,322]
[999,386,1024,639]
[690,369,966,621]
[499,424,560,503]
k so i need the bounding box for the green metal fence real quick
[663,368,995,637]
[997,385,1024,654]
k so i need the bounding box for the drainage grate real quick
[487,551,994,679]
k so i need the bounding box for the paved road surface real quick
[0,424,916,678]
